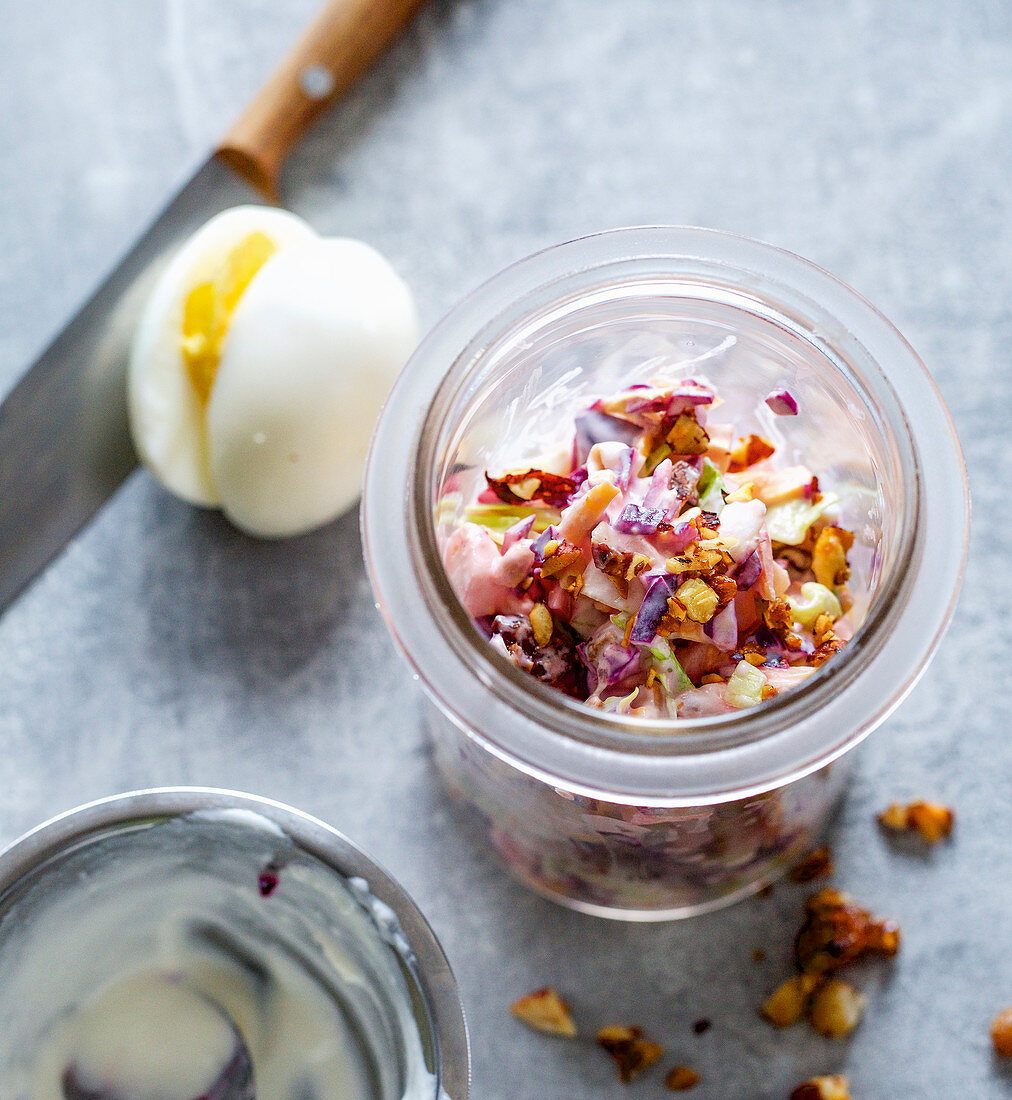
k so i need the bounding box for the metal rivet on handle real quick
[300,65,336,100]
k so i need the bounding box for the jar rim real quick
[363,227,969,803]
[0,787,471,1100]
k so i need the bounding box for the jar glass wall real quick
[363,227,968,919]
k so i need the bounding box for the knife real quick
[0,0,425,615]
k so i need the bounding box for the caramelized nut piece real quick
[790,1074,852,1100]
[789,846,835,884]
[991,1007,1012,1057]
[809,978,866,1039]
[529,603,554,648]
[877,800,955,843]
[597,1025,664,1081]
[665,1065,701,1090]
[812,526,854,589]
[666,413,710,456]
[761,974,822,1027]
[795,888,901,974]
[510,987,577,1037]
[728,433,775,472]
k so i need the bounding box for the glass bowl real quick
[0,787,470,1097]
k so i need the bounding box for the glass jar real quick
[363,227,968,920]
[0,788,469,1098]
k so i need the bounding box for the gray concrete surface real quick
[0,1,1009,1097]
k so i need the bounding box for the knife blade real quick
[0,0,424,615]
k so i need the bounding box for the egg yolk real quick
[181,231,277,404]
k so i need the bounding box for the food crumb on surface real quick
[795,888,900,974]
[789,1074,852,1100]
[691,1018,711,1035]
[597,1024,664,1081]
[991,1007,1012,1057]
[751,947,767,963]
[877,800,954,844]
[665,1065,701,1090]
[510,987,577,1037]
[808,977,866,1039]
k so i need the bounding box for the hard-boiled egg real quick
[128,206,418,537]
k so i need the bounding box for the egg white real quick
[207,238,419,538]
[128,205,317,505]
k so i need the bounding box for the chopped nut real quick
[812,526,854,589]
[990,1006,1012,1057]
[700,673,725,685]
[790,1075,852,1100]
[675,578,720,623]
[539,537,582,578]
[762,597,803,649]
[809,977,866,1039]
[510,987,577,1037]
[811,637,846,666]
[665,1065,701,1090]
[563,572,585,598]
[529,603,554,648]
[760,683,778,700]
[729,433,776,472]
[795,888,901,974]
[592,542,650,598]
[725,481,755,503]
[761,974,822,1027]
[710,574,737,610]
[812,612,836,646]
[597,1025,664,1082]
[877,800,954,844]
[789,846,835,884]
[751,947,766,962]
[486,469,577,507]
[666,413,710,455]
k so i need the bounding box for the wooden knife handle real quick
[217,0,426,201]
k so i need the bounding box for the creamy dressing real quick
[0,811,436,1100]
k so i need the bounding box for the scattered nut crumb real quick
[991,1007,1012,1057]
[795,888,900,974]
[808,977,866,1039]
[751,948,766,963]
[877,800,954,843]
[665,1065,701,1091]
[761,974,822,1027]
[691,1018,711,1035]
[510,987,577,1037]
[597,1025,664,1082]
[790,1074,852,1100]
[789,845,835,883]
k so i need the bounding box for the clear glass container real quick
[363,227,968,920]
[0,788,469,1098]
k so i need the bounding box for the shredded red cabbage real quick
[629,574,679,643]
[614,504,668,535]
[733,549,763,590]
[580,641,642,691]
[705,602,739,652]
[765,389,799,416]
[531,525,557,563]
[501,514,535,553]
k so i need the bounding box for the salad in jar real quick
[440,375,857,721]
